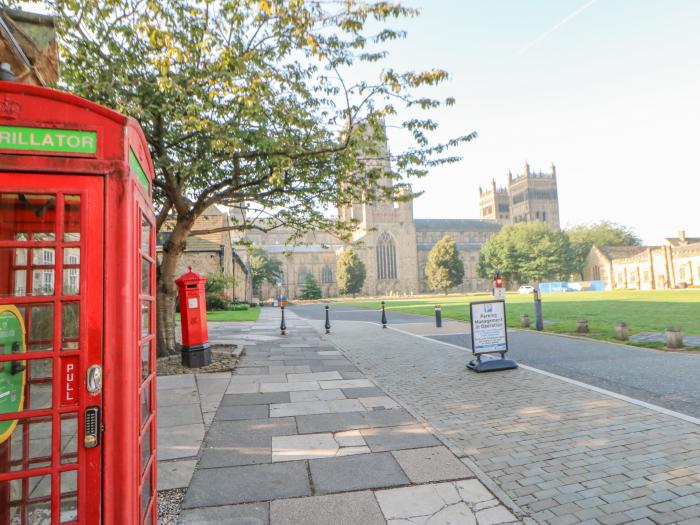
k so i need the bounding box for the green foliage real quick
[425,235,464,294]
[567,221,641,278]
[300,273,323,300]
[249,246,283,294]
[478,222,575,284]
[204,270,235,310]
[54,0,474,241]
[337,247,366,297]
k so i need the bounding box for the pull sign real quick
[61,357,80,406]
[84,407,100,448]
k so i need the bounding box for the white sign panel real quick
[470,300,508,355]
[188,297,198,309]
[493,287,506,300]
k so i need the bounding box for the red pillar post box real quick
[0,82,158,524]
[176,267,212,367]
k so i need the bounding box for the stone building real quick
[0,8,58,85]
[583,231,700,290]
[238,129,502,299]
[479,163,560,229]
[158,206,252,302]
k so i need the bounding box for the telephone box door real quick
[0,173,103,525]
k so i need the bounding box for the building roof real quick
[261,244,342,254]
[414,219,501,232]
[598,246,648,260]
[0,8,57,85]
[417,242,483,251]
[665,237,700,247]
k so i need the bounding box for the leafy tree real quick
[249,246,283,296]
[337,247,366,298]
[425,235,464,295]
[567,221,641,278]
[300,273,323,300]
[204,270,235,310]
[478,222,575,285]
[53,0,475,355]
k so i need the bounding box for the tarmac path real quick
[291,303,700,418]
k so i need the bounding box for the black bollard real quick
[533,289,544,331]
[435,304,442,328]
[324,305,331,334]
[280,305,287,335]
[381,300,387,328]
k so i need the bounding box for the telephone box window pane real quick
[141,215,151,253]
[141,301,150,337]
[14,247,27,265]
[62,303,79,350]
[64,195,81,242]
[60,470,78,522]
[28,380,52,411]
[28,304,53,352]
[28,358,52,380]
[141,386,150,426]
[0,193,56,242]
[60,413,78,465]
[141,342,150,381]
[1,475,52,524]
[6,416,52,473]
[32,248,55,266]
[141,425,151,473]
[142,468,152,521]
[63,267,80,295]
[141,258,150,295]
[32,269,55,295]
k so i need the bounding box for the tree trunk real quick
[156,218,193,357]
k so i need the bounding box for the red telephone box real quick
[175,268,211,367]
[0,82,157,524]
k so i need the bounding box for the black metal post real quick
[381,301,387,328]
[280,305,287,335]
[324,305,331,334]
[435,304,442,328]
[533,289,544,331]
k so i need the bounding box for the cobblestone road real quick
[321,320,700,525]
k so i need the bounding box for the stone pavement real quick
[177,308,521,525]
[321,320,700,525]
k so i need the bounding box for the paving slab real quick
[260,381,320,393]
[157,423,205,461]
[296,408,417,434]
[309,452,410,494]
[180,502,269,524]
[157,386,200,407]
[269,491,385,525]
[289,389,345,402]
[157,374,196,390]
[157,404,204,428]
[157,459,198,490]
[215,404,269,421]
[221,392,291,406]
[341,386,386,398]
[360,423,441,452]
[183,461,311,508]
[391,445,473,483]
[205,417,297,445]
[198,443,271,468]
[319,378,374,390]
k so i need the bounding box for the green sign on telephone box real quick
[0,305,26,444]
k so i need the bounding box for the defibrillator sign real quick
[0,305,27,444]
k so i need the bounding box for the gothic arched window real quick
[322,265,333,283]
[376,232,397,280]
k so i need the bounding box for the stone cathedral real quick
[235,131,560,299]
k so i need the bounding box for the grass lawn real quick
[331,290,700,348]
[177,306,261,322]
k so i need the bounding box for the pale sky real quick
[21,1,700,244]
[366,0,700,244]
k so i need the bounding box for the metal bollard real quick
[381,301,387,328]
[435,304,442,328]
[280,305,287,335]
[324,305,331,334]
[533,289,543,331]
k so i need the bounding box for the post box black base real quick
[181,343,212,368]
[466,354,518,373]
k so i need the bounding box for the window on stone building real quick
[376,232,397,280]
[643,271,650,281]
[679,267,686,280]
[297,267,308,284]
[322,265,333,283]
[542,211,546,221]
